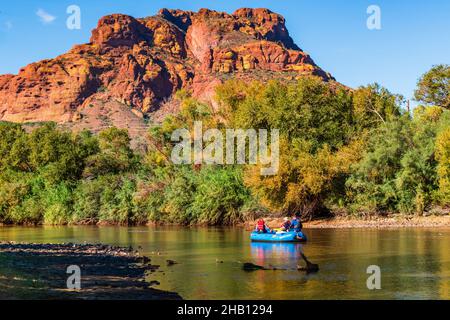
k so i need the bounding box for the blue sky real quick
[0,0,449,103]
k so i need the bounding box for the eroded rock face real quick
[0,8,334,125]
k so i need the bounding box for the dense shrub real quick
[346,108,450,214]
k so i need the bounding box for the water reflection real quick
[251,242,304,267]
[0,226,448,299]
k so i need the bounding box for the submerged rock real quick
[297,263,320,273]
[242,262,267,271]
[166,259,178,266]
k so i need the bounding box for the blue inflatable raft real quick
[250,231,307,242]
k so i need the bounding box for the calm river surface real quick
[0,226,449,299]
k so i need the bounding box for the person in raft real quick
[280,217,291,231]
[255,219,272,233]
[290,215,303,232]
[290,214,306,240]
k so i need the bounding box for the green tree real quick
[191,166,252,225]
[217,77,355,151]
[83,128,136,177]
[0,122,26,170]
[346,109,448,215]
[352,83,403,129]
[415,64,450,109]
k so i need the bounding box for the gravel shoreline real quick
[0,242,182,300]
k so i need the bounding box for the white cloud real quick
[36,9,56,24]
[5,21,13,30]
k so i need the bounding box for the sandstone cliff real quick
[0,8,334,134]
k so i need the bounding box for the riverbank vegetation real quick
[0,65,448,225]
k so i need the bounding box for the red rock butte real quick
[0,8,335,135]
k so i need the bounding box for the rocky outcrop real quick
[0,8,334,126]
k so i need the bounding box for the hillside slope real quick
[0,8,335,135]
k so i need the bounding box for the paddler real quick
[290,214,303,232]
[290,214,306,241]
[280,217,291,231]
[255,218,272,233]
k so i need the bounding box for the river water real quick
[0,226,449,299]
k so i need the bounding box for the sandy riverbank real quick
[244,215,450,229]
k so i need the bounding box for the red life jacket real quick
[257,219,265,231]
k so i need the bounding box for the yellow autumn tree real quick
[244,136,364,219]
[435,128,450,204]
